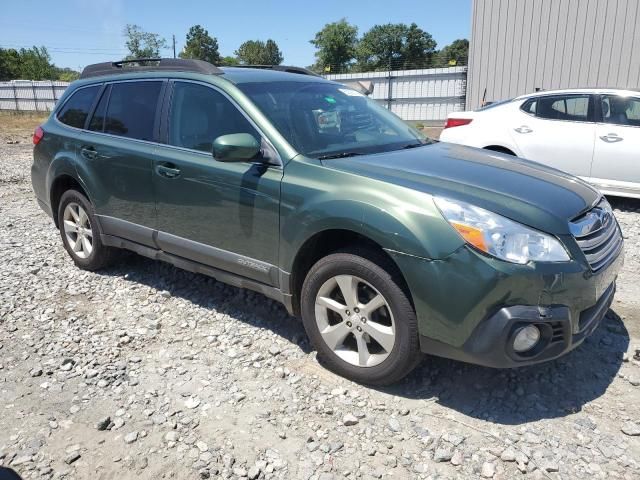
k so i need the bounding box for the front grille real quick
[570,199,623,272]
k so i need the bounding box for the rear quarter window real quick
[56,85,100,129]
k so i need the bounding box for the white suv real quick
[440,89,640,199]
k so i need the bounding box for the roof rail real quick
[232,65,321,77]
[80,58,223,79]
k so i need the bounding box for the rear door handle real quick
[514,126,533,134]
[155,163,181,179]
[599,133,623,143]
[80,145,97,160]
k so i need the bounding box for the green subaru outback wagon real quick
[31,59,624,385]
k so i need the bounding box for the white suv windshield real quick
[238,81,429,158]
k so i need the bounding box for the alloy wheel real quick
[62,202,93,259]
[314,274,396,367]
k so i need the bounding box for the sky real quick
[0,0,471,71]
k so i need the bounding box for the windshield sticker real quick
[324,96,337,104]
[314,110,340,130]
[339,88,364,97]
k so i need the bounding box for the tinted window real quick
[601,95,640,127]
[88,85,110,132]
[168,82,259,153]
[103,82,162,140]
[536,95,590,121]
[57,85,100,129]
[521,99,537,114]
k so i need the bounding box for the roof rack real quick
[80,58,223,79]
[232,65,321,77]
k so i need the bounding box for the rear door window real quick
[535,95,591,122]
[102,81,162,141]
[601,95,640,127]
[57,85,100,129]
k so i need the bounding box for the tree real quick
[56,67,80,82]
[235,39,283,65]
[0,46,78,81]
[220,56,240,66]
[123,24,167,59]
[356,23,437,71]
[263,40,283,65]
[402,24,437,68]
[310,19,358,73]
[0,48,21,81]
[437,39,469,66]
[180,25,220,64]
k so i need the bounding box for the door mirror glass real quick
[213,133,261,162]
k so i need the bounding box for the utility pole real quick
[172,35,176,58]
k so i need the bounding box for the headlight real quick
[434,197,570,264]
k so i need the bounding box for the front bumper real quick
[419,281,615,367]
[388,240,623,368]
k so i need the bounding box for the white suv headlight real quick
[434,197,570,264]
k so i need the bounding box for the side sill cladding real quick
[101,234,295,315]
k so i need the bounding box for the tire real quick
[57,189,115,271]
[300,249,422,385]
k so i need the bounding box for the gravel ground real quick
[1,138,639,480]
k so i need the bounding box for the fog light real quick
[512,325,541,353]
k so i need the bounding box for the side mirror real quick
[212,133,260,162]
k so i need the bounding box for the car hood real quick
[325,142,601,234]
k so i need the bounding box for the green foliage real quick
[180,25,221,64]
[436,39,469,66]
[0,46,65,80]
[235,39,283,65]
[310,19,358,72]
[356,23,437,71]
[56,68,80,82]
[123,24,167,60]
[0,48,21,81]
[220,56,240,66]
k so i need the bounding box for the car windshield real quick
[237,80,430,158]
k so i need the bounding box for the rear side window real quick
[101,81,162,141]
[57,85,100,129]
[520,99,537,114]
[88,85,110,132]
[536,95,590,121]
[168,82,259,153]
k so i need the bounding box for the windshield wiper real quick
[402,142,428,149]
[317,152,364,160]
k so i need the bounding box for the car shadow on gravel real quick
[385,310,629,425]
[608,195,640,212]
[99,251,312,353]
[99,248,628,427]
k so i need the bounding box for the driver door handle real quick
[155,163,181,179]
[514,126,533,134]
[599,133,623,143]
[80,145,98,160]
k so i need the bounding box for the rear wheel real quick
[300,250,421,385]
[57,190,115,270]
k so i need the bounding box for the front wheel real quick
[300,250,421,385]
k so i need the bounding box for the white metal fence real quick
[0,80,70,112]
[325,66,467,123]
[1,67,468,121]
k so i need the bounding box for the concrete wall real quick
[467,0,640,109]
[326,67,467,123]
